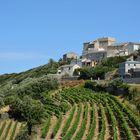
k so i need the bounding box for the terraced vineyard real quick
[0,119,21,140]
[40,88,140,140]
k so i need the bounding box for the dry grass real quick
[0,106,9,113]
[128,84,140,92]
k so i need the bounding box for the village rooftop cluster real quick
[57,37,140,82]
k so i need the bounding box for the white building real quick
[127,42,140,54]
[119,61,140,78]
[57,64,81,77]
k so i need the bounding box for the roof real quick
[97,37,116,42]
[63,52,77,55]
[108,42,128,47]
[109,42,140,47]
[84,37,116,45]
[59,64,80,68]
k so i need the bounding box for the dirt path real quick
[71,104,84,140]
[104,109,111,140]
[34,127,41,140]
[82,103,91,140]
[54,106,75,140]
[6,121,14,140]
[93,104,99,140]
[45,116,57,140]
[117,124,123,140]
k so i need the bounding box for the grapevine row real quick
[73,103,88,140]
[62,104,82,140]
[41,116,51,138]
[86,104,96,140]
[108,97,134,140]
[61,105,76,137]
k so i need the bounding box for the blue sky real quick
[0,0,140,74]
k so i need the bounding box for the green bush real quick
[84,81,106,92]
[108,78,129,95]
[15,130,30,140]
[4,96,15,105]
[79,66,111,80]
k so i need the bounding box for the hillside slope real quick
[0,59,59,86]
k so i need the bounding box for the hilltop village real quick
[57,37,140,83]
[0,37,140,140]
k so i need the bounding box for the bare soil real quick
[45,116,57,140]
[93,104,99,140]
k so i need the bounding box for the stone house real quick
[82,37,140,67]
[57,64,81,77]
[63,52,77,61]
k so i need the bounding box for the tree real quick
[9,96,45,135]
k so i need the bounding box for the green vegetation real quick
[108,97,134,139]
[10,96,45,135]
[98,104,106,140]
[59,88,139,140]
[84,78,129,95]
[62,104,82,140]
[105,101,117,140]
[0,55,139,140]
[51,114,62,139]
[2,121,12,140]
[62,105,76,137]
[15,130,30,140]
[0,60,62,138]
[41,116,51,138]
[0,59,59,85]
[79,55,129,79]
[101,55,129,68]
[0,121,6,136]
[124,86,140,114]
[73,104,88,140]
[9,121,18,140]
[86,105,96,140]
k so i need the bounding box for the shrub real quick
[84,81,106,92]
[107,78,129,95]
[15,130,30,140]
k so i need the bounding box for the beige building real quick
[107,42,140,57]
[83,37,116,53]
[82,37,140,67]
[63,52,77,61]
